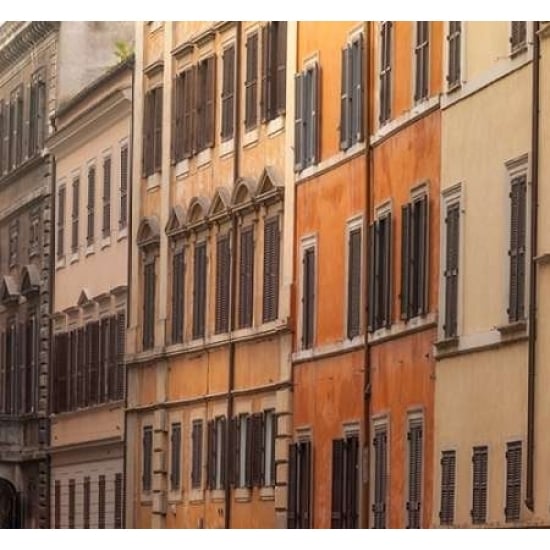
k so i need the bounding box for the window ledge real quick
[368,313,437,345]
[234,487,251,502]
[510,44,528,58]
[56,257,66,270]
[210,489,225,503]
[101,236,111,250]
[259,486,275,501]
[117,227,128,241]
[167,490,183,504]
[147,172,161,191]
[496,319,527,337]
[197,148,212,168]
[175,159,189,180]
[69,251,79,264]
[219,138,234,158]
[188,488,204,504]
[85,243,95,256]
[434,335,459,354]
[243,128,259,148]
[266,115,284,137]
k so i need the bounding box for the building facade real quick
[48,56,133,529]
[125,21,295,529]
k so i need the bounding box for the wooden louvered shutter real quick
[407,421,423,528]
[231,416,240,486]
[215,235,230,334]
[83,476,90,529]
[299,440,312,528]
[447,22,461,89]
[263,217,280,323]
[379,22,392,124]
[120,145,128,228]
[182,69,194,158]
[77,327,86,407]
[36,76,45,151]
[143,261,156,349]
[260,24,270,122]
[71,177,79,253]
[57,186,65,258]
[220,416,227,489]
[205,56,216,148]
[245,32,258,130]
[193,242,206,340]
[352,34,364,144]
[511,22,526,52]
[294,73,303,171]
[380,213,392,329]
[245,415,254,488]
[171,76,178,163]
[68,478,75,528]
[0,330,5,414]
[439,450,456,525]
[444,203,460,338]
[311,63,320,165]
[191,420,203,488]
[367,223,376,332]
[401,204,411,320]
[412,194,429,316]
[28,80,36,157]
[170,422,182,490]
[207,419,216,490]
[505,441,522,522]
[221,45,235,141]
[471,446,488,524]
[340,46,351,151]
[153,87,163,172]
[114,473,123,529]
[302,247,315,349]
[331,438,344,528]
[174,74,185,161]
[250,413,262,486]
[142,426,153,491]
[108,315,117,400]
[89,321,100,405]
[102,156,111,238]
[373,427,387,528]
[345,435,359,528]
[115,311,125,400]
[87,165,95,244]
[1,101,7,175]
[16,322,25,414]
[54,480,61,528]
[54,333,67,413]
[98,319,106,404]
[98,475,106,529]
[508,176,526,323]
[142,92,151,176]
[239,227,254,329]
[347,227,362,339]
[275,21,287,114]
[287,443,298,528]
[172,249,185,343]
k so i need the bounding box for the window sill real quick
[101,236,111,250]
[210,488,225,503]
[496,319,527,337]
[69,252,79,265]
[368,313,437,345]
[167,490,183,504]
[234,487,251,502]
[266,115,284,137]
[189,488,204,504]
[219,138,234,158]
[197,148,212,168]
[510,44,527,58]
[434,335,459,354]
[175,159,189,180]
[117,227,128,241]
[259,486,275,501]
[243,128,259,148]
[147,172,161,191]
[85,243,95,256]
[56,257,66,270]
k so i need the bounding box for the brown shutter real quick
[400,204,411,320]
[367,222,376,332]
[447,22,461,88]
[373,426,387,528]
[347,227,362,338]
[108,315,117,400]
[89,321,100,405]
[28,80,36,157]
[142,92,151,176]
[511,22,526,52]
[302,247,315,349]
[143,261,156,350]
[275,21,287,114]
[170,422,182,490]
[115,311,125,400]
[193,242,207,340]
[352,34,364,143]
[71,177,79,253]
[87,165,95,244]
[331,438,344,528]
[114,473,123,529]
[505,441,522,522]
[444,203,460,338]
[299,440,312,528]
[471,446,488,524]
[231,416,240,486]
[221,45,235,141]
[245,32,258,130]
[98,474,106,529]
[54,480,61,528]
[98,319,106,404]
[406,420,423,528]
[345,435,359,528]
[508,176,526,323]
[340,46,351,151]
[287,443,298,528]
[215,235,231,334]
[182,69,194,158]
[16,322,26,414]
[262,217,280,323]
[294,72,303,171]
[439,450,456,525]
[57,186,66,258]
[173,75,183,162]
[311,63,320,165]
[119,145,128,228]
[142,426,153,491]
[83,476,90,529]
[0,101,7,175]
[379,22,392,124]
[68,478,75,528]
[207,419,216,490]
[153,87,163,172]
[77,327,86,407]
[191,419,203,488]
[220,416,227,489]
[417,194,428,315]
[205,56,216,148]
[102,156,111,238]
[172,249,185,343]
[0,330,5,414]
[260,24,270,122]
[36,75,46,151]
[53,332,68,413]
[239,227,254,329]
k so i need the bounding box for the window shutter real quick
[294,73,303,171]
[28,80,36,157]
[471,446,488,524]
[172,249,185,343]
[0,330,5,414]
[250,413,262,486]
[417,194,428,316]
[447,22,461,88]
[102,156,111,238]
[54,480,61,528]
[275,22,287,114]
[239,227,254,329]
[406,420,423,528]
[245,32,259,130]
[0,101,7,175]
[193,242,207,340]
[263,217,280,323]
[379,22,392,124]
[245,415,254,488]
[142,426,153,491]
[87,166,95,244]
[107,315,117,401]
[83,476,90,529]
[383,213,392,328]
[508,176,526,323]
[511,22,526,52]
[287,443,298,528]
[367,223,376,332]
[340,47,351,151]
[299,440,312,528]
[191,420,203,488]
[171,76,178,164]
[71,177,79,253]
[260,24,270,122]
[373,426,387,528]
[77,327,86,407]
[505,441,522,522]
[16,322,26,414]
[311,63,320,165]
[231,416,240,486]
[347,227,362,339]
[352,34,364,143]
[205,56,216,148]
[302,247,315,349]
[114,473,123,528]
[57,186,66,258]
[142,92,151,176]
[36,77,46,151]
[54,332,68,413]
[345,435,359,528]
[221,46,235,141]
[400,204,411,320]
[444,203,460,338]
[143,261,156,350]
[171,422,182,490]
[153,87,163,172]
[89,321,100,405]
[206,419,214,489]
[181,69,194,158]
[115,311,125,400]
[24,319,34,413]
[331,438,344,528]
[215,235,230,334]
[68,478,75,529]
[98,475,106,529]
[439,450,456,525]
[119,145,128,229]
[219,416,227,489]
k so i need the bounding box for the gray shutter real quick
[345,435,359,528]
[331,438,344,528]
[102,156,111,238]
[294,73,303,171]
[68,478,75,529]
[245,32,259,130]
[444,203,460,338]
[406,421,423,528]
[142,92,151,176]
[439,450,456,525]
[260,24,270,122]
[231,416,240,486]
[153,87,163,172]
[311,63,320,165]
[299,440,312,528]
[205,56,216,148]
[183,69,194,158]
[115,311,125,400]
[172,249,185,343]
[400,204,411,320]
[275,21,287,114]
[353,33,364,143]
[98,475,106,528]
[207,419,216,489]
[215,235,230,334]
[372,427,387,528]
[287,443,298,528]
[83,477,90,529]
[471,446,488,524]
[87,166,95,244]
[239,227,254,329]
[383,213,392,328]
[191,420,203,488]
[263,217,280,323]
[367,222,376,333]
[302,247,315,349]
[417,194,428,316]
[142,426,153,491]
[508,176,526,322]
[120,145,129,228]
[347,227,362,338]
[114,473,123,528]
[221,46,235,141]
[505,441,522,522]
[340,47,350,151]
[170,422,182,490]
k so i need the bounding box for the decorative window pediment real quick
[77,288,93,307]
[256,166,284,205]
[165,205,187,238]
[208,187,232,221]
[137,216,161,249]
[0,275,20,305]
[231,177,257,212]
[20,264,40,297]
[187,196,211,229]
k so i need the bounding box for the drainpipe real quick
[225,21,242,529]
[362,20,372,529]
[526,20,540,513]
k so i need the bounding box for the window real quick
[170,422,182,491]
[439,450,456,525]
[9,85,23,170]
[447,22,462,90]
[207,416,226,490]
[192,241,207,339]
[414,22,429,102]
[171,248,185,343]
[143,261,156,350]
[510,22,527,54]
[294,63,320,171]
[29,69,46,156]
[196,56,216,153]
[173,68,194,162]
[28,209,40,258]
[505,441,522,522]
[239,226,254,328]
[191,419,203,489]
[142,425,153,492]
[245,32,259,130]
[57,185,66,258]
[53,332,68,413]
[263,410,276,487]
[401,193,428,321]
[119,144,129,229]
[215,234,230,334]
[233,413,250,488]
[71,177,79,253]
[263,217,280,323]
[114,473,123,529]
[471,446,488,524]
[98,475,106,529]
[0,100,5,175]
[8,219,18,268]
[372,424,388,528]
[340,34,364,150]
[331,433,359,528]
[407,419,423,528]
[443,201,460,338]
[142,86,163,177]
[368,211,392,332]
[87,165,95,245]
[347,226,362,339]
[379,21,392,125]
[302,245,316,349]
[54,480,61,528]
[24,313,38,413]
[261,21,287,122]
[221,45,235,141]
[83,476,90,529]
[68,478,75,529]
[508,174,527,323]
[102,156,111,238]
[287,439,312,528]
[87,321,100,406]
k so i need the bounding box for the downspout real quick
[123,57,135,529]
[526,20,540,513]
[362,20,372,529]
[225,21,242,529]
